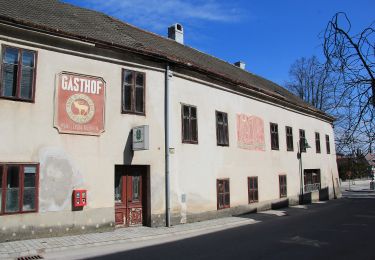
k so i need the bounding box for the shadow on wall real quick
[123,130,134,165]
[271,199,289,210]
[319,187,329,201]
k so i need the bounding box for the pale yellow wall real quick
[0,38,166,229]
[169,73,338,215]
[0,33,339,230]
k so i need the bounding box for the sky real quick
[62,0,374,86]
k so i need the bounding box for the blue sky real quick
[62,0,374,86]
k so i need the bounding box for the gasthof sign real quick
[54,72,106,136]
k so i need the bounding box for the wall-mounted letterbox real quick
[73,190,87,208]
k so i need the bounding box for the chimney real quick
[234,61,246,70]
[168,23,184,44]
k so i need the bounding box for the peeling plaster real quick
[39,147,84,212]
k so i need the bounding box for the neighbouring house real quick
[365,154,375,176]
[0,0,340,242]
[337,153,372,180]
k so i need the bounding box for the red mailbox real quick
[73,190,87,207]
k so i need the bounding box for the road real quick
[89,198,375,260]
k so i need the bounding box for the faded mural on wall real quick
[39,147,84,212]
[237,113,265,151]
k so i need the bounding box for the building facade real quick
[0,0,340,241]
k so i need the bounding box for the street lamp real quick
[298,139,311,204]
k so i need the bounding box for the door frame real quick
[114,165,151,227]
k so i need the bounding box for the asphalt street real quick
[90,198,375,260]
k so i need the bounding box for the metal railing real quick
[304,183,321,193]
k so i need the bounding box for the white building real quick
[0,0,340,241]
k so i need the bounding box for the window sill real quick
[182,141,198,144]
[217,206,230,210]
[0,210,38,216]
[121,111,146,116]
[0,96,35,103]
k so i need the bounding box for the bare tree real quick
[324,12,374,154]
[286,56,335,112]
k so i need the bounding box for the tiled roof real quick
[0,0,333,121]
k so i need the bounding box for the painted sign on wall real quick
[54,72,106,135]
[237,114,265,151]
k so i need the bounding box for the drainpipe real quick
[165,63,171,227]
[298,141,304,204]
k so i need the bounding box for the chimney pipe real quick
[168,23,184,44]
[234,61,246,70]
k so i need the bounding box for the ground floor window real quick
[304,169,321,192]
[0,164,39,214]
[248,177,258,203]
[279,175,287,198]
[217,179,230,209]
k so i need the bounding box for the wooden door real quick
[114,166,145,226]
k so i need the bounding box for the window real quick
[132,176,140,201]
[0,164,38,215]
[304,169,321,192]
[270,123,279,150]
[299,129,306,153]
[279,175,287,198]
[248,177,258,203]
[182,104,198,143]
[216,111,229,146]
[1,45,37,101]
[217,179,230,209]
[122,69,145,114]
[315,132,321,153]
[285,126,294,151]
[326,135,331,154]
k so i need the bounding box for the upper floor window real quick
[270,123,279,150]
[315,132,321,153]
[299,129,306,153]
[0,164,39,215]
[326,135,331,154]
[1,46,37,102]
[285,126,294,151]
[217,179,230,210]
[122,69,145,114]
[182,104,198,144]
[216,111,229,146]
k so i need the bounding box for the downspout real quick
[165,63,171,227]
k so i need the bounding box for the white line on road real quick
[258,210,286,216]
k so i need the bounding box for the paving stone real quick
[0,215,258,256]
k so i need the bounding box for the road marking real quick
[312,201,326,204]
[290,205,308,209]
[281,236,328,248]
[258,210,286,216]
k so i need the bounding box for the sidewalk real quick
[340,179,375,199]
[0,215,259,259]
[340,179,374,192]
